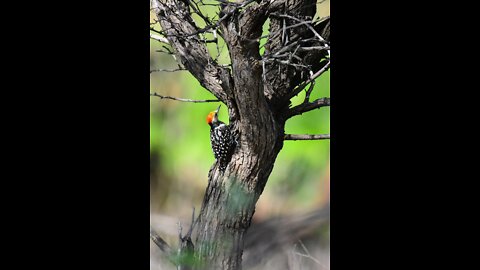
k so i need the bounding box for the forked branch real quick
[151,0,233,102]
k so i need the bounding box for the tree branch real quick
[218,0,273,124]
[197,0,257,37]
[286,60,330,101]
[284,97,330,118]
[150,226,172,254]
[150,32,169,44]
[237,0,270,40]
[270,12,329,56]
[262,1,329,109]
[314,16,330,43]
[151,0,233,103]
[150,226,179,267]
[284,134,330,140]
[150,68,185,73]
[150,92,220,103]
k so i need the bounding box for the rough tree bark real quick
[151,1,330,269]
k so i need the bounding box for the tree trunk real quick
[195,128,284,269]
[195,65,285,268]
[192,7,287,268]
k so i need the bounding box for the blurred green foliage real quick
[150,1,330,220]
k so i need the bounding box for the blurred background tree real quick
[150,1,330,269]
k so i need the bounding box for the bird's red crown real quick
[206,105,221,125]
[206,111,216,125]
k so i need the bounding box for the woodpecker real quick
[206,105,235,171]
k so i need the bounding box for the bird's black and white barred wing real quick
[210,123,235,170]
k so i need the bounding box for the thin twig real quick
[150,33,170,44]
[271,12,329,56]
[163,0,256,38]
[150,68,186,73]
[284,134,330,140]
[150,92,220,103]
[150,226,172,254]
[293,240,327,268]
[150,226,178,267]
[304,80,315,103]
[287,61,330,100]
[298,46,330,51]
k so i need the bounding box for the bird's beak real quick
[215,105,221,114]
